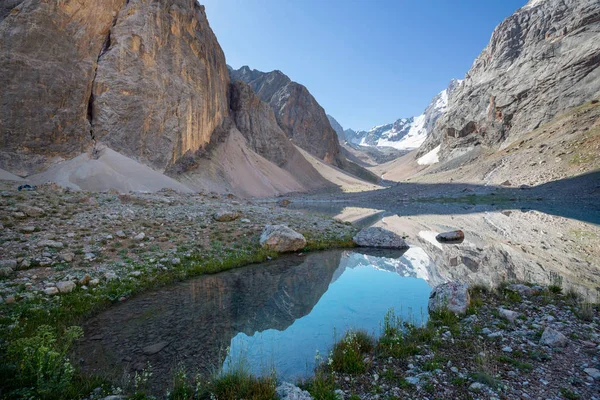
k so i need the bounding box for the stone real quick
[469,382,485,392]
[12,212,26,219]
[0,267,14,277]
[499,308,519,323]
[143,341,169,355]
[0,259,17,270]
[213,210,240,222]
[19,226,36,233]
[435,230,465,243]
[56,281,76,293]
[241,218,251,223]
[89,278,100,287]
[116,230,126,238]
[44,287,59,296]
[5,295,16,304]
[171,258,181,265]
[17,205,45,217]
[276,382,313,400]
[405,376,420,385]
[59,252,75,262]
[502,346,513,352]
[19,259,31,269]
[79,275,91,286]
[38,240,64,249]
[584,368,600,379]
[507,284,540,296]
[134,232,145,241]
[353,227,409,249]
[539,327,568,347]
[428,281,470,315]
[260,225,306,252]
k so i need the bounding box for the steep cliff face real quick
[0,0,127,175]
[229,81,328,189]
[327,114,346,143]
[0,0,230,175]
[92,0,230,172]
[420,0,600,160]
[229,66,342,166]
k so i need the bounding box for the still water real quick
[78,249,433,390]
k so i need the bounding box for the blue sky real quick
[202,0,528,131]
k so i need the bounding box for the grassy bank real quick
[0,233,356,399]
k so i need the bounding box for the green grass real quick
[299,371,338,400]
[197,369,277,400]
[329,330,374,374]
[0,231,357,399]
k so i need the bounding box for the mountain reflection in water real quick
[77,249,432,392]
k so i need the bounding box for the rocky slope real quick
[344,79,461,151]
[419,0,600,163]
[229,66,342,166]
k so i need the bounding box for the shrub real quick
[329,330,374,374]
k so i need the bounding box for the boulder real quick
[435,230,465,243]
[44,287,59,296]
[214,210,240,222]
[428,282,470,315]
[0,267,14,278]
[0,259,17,270]
[38,240,64,249]
[507,283,541,296]
[260,225,306,252]
[539,327,568,347]
[353,227,408,249]
[498,307,519,323]
[17,205,45,217]
[276,382,313,400]
[56,281,76,293]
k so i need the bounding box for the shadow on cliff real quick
[292,170,600,225]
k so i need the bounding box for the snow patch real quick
[417,145,441,165]
[523,0,547,9]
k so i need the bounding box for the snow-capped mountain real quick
[345,79,462,151]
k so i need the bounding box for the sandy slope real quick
[177,129,309,197]
[294,146,383,193]
[0,168,25,182]
[28,146,193,193]
[370,150,426,182]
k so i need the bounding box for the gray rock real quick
[116,230,126,238]
[89,278,100,287]
[143,341,169,355]
[507,284,540,296]
[19,226,36,233]
[539,327,568,347]
[499,307,519,323]
[276,382,313,400]
[134,232,145,241]
[259,225,306,252]
[353,227,409,249]
[0,267,14,277]
[428,281,470,315]
[44,287,59,296]
[584,368,600,379]
[469,382,485,392]
[214,210,240,222]
[0,259,17,270]
[17,205,45,217]
[38,239,64,249]
[56,281,76,293]
[59,252,74,262]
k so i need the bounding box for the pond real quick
[77,248,434,392]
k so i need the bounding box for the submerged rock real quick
[428,282,470,315]
[260,225,306,252]
[353,227,408,249]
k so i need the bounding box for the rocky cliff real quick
[0,0,229,175]
[420,0,600,162]
[327,114,346,143]
[229,66,342,166]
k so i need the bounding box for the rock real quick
[116,230,126,238]
[17,205,45,217]
[435,230,465,243]
[241,218,251,223]
[0,259,17,270]
[19,226,36,233]
[428,282,470,315]
[82,196,99,206]
[79,275,91,286]
[56,281,76,293]
[214,210,240,222]
[59,252,75,262]
[89,278,100,287]
[0,267,14,277]
[539,327,568,347]
[499,308,519,323]
[12,212,26,219]
[19,259,31,269]
[279,199,292,207]
[38,239,64,249]
[171,258,181,265]
[405,376,420,385]
[353,227,409,249]
[469,382,485,392]
[134,232,145,241]
[507,284,540,296]
[276,382,313,400]
[44,287,59,296]
[5,295,16,304]
[502,346,513,352]
[259,225,306,252]
[584,368,600,379]
[143,341,169,355]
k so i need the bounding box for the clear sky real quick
[201,0,528,131]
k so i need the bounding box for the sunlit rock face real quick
[420,0,600,160]
[0,0,230,174]
[0,0,127,175]
[92,0,230,171]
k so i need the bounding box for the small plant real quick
[577,302,595,322]
[329,330,374,374]
[299,371,338,400]
[560,387,580,399]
